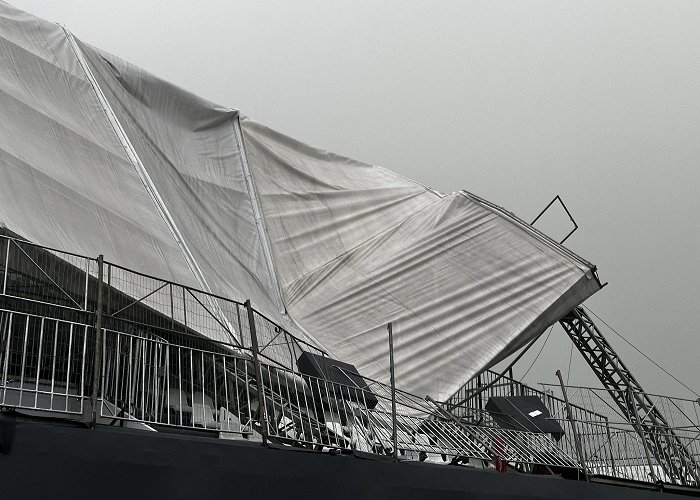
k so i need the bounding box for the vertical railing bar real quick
[200,351,205,426]
[166,344,171,425]
[169,283,175,331]
[106,263,111,316]
[2,238,10,295]
[178,346,183,426]
[34,317,44,408]
[321,377,337,447]
[81,258,88,310]
[49,320,57,410]
[222,356,230,432]
[18,315,29,407]
[276,366,287,440]
[106,330,114,418]
[359,384,373,452]
[334,380,349,450]
[102,331,113,418]
[79,325,88,414]
[243,360,252,432]
[235,303,242,345]
[331,380,347,449]
[312,378,325,448]
[141,338,146,421]
[65,324,74,412]
[127,336,133,419]
[212,353,219,427]
[0,312,7,404]
[154,342,161,422]
[189,348,194,428]
[298,370,314,446]
[273,365,284,439]
[234,358,242,432]
[182,288,187,330]
[148,340,154,422]
[291,370,304,443]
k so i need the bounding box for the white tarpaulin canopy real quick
[0,2,601,400]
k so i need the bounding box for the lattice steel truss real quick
[560,307,700,485]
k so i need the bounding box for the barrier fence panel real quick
[0,308,92,414]
[0,235,99,315]
[103,261,324,372]
[100,328,256,435]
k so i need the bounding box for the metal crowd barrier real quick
[97,323,580,468]
[0,308,91,414]
[1,232,697,484]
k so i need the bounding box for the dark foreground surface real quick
[0,414,696,500]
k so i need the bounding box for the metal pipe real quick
[556,369,589,480]
[246,299,268,444]
[90,255,104,426]
[388,322,398,461]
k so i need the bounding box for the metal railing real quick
[1,233,699,486]
[447,369,700,485]
[102,260,325,371]
[100,327,256,434]
[0,308,92,414]
[539,383,700,484]
[446,368,615,474]
[96,321,580,468]
[0,235,99,314]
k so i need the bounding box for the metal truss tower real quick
[559,307,699,485]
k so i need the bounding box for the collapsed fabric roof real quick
[0,2,601,400]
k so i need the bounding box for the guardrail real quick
[1,233,698,486]
[539,383,700,484]
[0,308,92,414]
[0,234,323,372]
[97,322,580,468]
[447,368,616,474]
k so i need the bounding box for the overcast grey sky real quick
[11,0,700,398]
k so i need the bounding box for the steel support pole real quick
[556,369,589,480]
[387,322,398,461]
[245,299,268,444]
[90,255,104,426]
